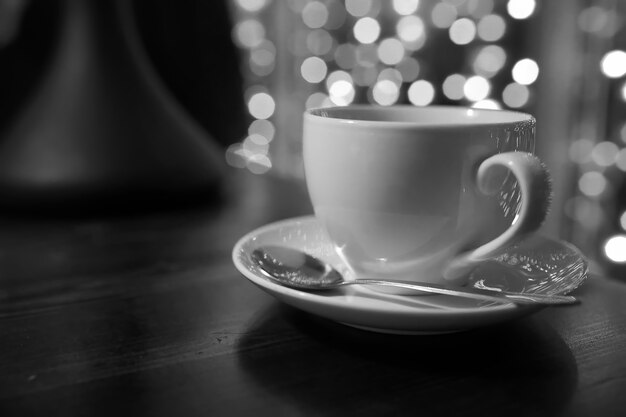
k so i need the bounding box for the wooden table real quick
[1,169,625,416]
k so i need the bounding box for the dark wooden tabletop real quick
[1,169,625,417]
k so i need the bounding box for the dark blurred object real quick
[133,0,247,148]
[0,0,246,215]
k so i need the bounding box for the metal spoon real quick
[251,245,578,305]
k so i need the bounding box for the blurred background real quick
[1,0,625,278]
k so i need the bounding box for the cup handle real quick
[443,151,552,283]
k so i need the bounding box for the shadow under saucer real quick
[235,304,578,417]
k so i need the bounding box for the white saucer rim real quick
[231,216,556,317]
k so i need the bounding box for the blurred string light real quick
[512,58,539,85]
[237,0,269,13]
[408,80,435,106]
[228,0,541,174]
[431,2,457,29]
[604,235,626,263]
[307,29,334,56]
[396,56,420,82]
[301,1,328,29]
[354,17,381,44]
[502,82,529,108]
[396,15,427,50]
[578,171,607,198]
[247,91,275,119]
[591,141,619,167]
[449,18,477,45]
[600,50,626,78]
[378,38,405,65]
[578,5,620,38]
[464,75,491,102]
[393,0,420,16]
[443,73,466,100]
[301,56,327,83]
[473,45,507,77]
[346,0,373,17]
[477,14,506,42]
[507,0,536,20]
[473,99,501,110]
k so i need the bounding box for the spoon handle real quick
[349,279,577,305]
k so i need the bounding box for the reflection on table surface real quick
[0,169,625,416]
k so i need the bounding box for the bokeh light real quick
[354,17,381,44]
[329,80,355,106]
[378,68,403,85]
[468,0,495,19]
[236,0,269,13]
[442,73,466,100]
[569,138,594,164]
[302,1,328,29]
[243,133,269,155]
[512,58,539,85]
[247,153,272,174]
[225,143,248,169]
[464,76,491,102]
[600,50,626,78]
[578,6,609,34]
[325,0,347,30]
[247,91,276,119]
[604,235,626,263]
[301,56,328,83]
[345,0,372,17]
[621,211,626,231]
[352,66,378,86]
[396,15,426,46]
[326,70,355,106]
[393,0,420,16]
[473,45,507,77]
[248,119,275,142]
[408,80,435,106]
[431,2,457,29]
[578,171,607,197]
[326,70,353,88]
[307,29,334,56]
[355,44,379,67]
[234,19,265,49]
[378,38,405,65]
[591,141,619,167]
[305,92,331,109]
[578,6,619,37]
[395,57,420,82]
[449,18,477,45]
[477,14,506,42]
[473,99,501,109]
[334,43,357,69]
[249,41,276,76]
[507,0,536,20]
[372,79,400,105]
[502,82,530,108]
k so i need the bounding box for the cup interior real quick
[307,105,533,127]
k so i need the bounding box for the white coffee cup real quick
[303,105,551,287]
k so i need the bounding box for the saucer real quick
[232,216,588,334]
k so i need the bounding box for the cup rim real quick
[304,105,535,129]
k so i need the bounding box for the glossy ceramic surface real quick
[232,216,588,334]
[303,105,549,285]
